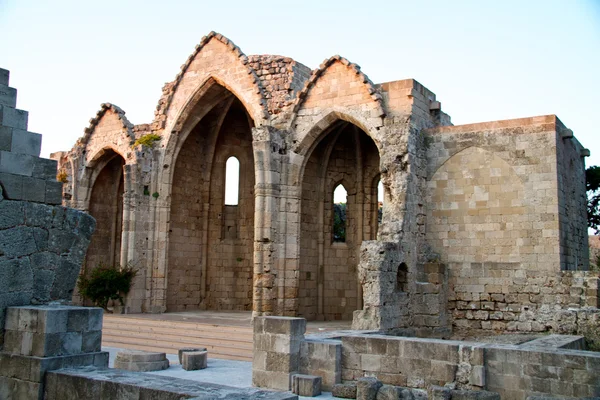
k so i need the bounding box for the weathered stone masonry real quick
[0,67,109,399]
[54,31,596,337]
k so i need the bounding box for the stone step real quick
[0,150,57,179]
[103,318,253,339]
[102,337,253,362]
[0,104,28,130]
[103,315,253,334]
[0,126,42,156]
[0,172,62,204]
[102,315,254,362]
[0,69,8,86]
[103,324,253,343]
[102,328,253,350]
[0,84,17,108]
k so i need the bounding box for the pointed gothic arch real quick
[297,117,381,321]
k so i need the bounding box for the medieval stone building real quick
[53,32,596,336]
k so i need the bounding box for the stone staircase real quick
[101,314,253,362]
[0,68,63,204]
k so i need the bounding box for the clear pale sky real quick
[1,0,599,169]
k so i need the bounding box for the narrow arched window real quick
[397,262,408,292]
[225,157,240,205]
[377,180,384,225]
[333,184,347,242]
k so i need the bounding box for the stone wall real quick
[424,116,593,335]
[253,316,600,399]
[0,67,109,400]
[248,55,311,126]
[556,119,588,270]
[0,67,96,343]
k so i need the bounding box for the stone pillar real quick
[352,240,409,331]
[252,127,283,316]
[0,305,109,399]
[252,316,306,391]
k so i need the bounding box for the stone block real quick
[0,126,12,151]
[32,157,57,178]
[469,365,485,387]
[178,347,207,364]
[357,377,382,400]
[66,308,90,332]
[450,389,500,399]
[332,382,357,399]
[114,350,169,372]
[12,129,42,157]
[266,351,299,372]
[87,308,103,332]
[428,385,451,400]
[376,384,403,400]
[0,68,9,85]
[82,330,102,353]
[263,316,307,336]
[0,150,34,176]
[22,176,46,202]
[182,350,208,371]
[252,369,294,391]
[291,374,321,397]
[0,104,28,129]
[45,181,63,205]
[0,84,17,108]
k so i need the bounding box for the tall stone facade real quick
[54,32,595,337]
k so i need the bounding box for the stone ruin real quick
[0,67,299,399]
[52,31,598,342]
[0,67,107,398]
[3,28,599,398]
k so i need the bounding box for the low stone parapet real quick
[44,366,299,399]
[253,316,600,398]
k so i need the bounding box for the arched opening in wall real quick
[371,177,384,237]
[79,150,125,302]
[396,262,408,292]
[167,86,255,313]
[333,184,347,243]
[224,157,240,206]
[378,180,384,224]
[299,120,380,321]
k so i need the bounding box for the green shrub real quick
[133,133,161,148]
[77,263,137,312]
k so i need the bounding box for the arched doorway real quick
[298,121,380,320]
[167,91,255,312]
[84,150,125,272]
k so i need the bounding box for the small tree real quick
[77,263,137,312]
